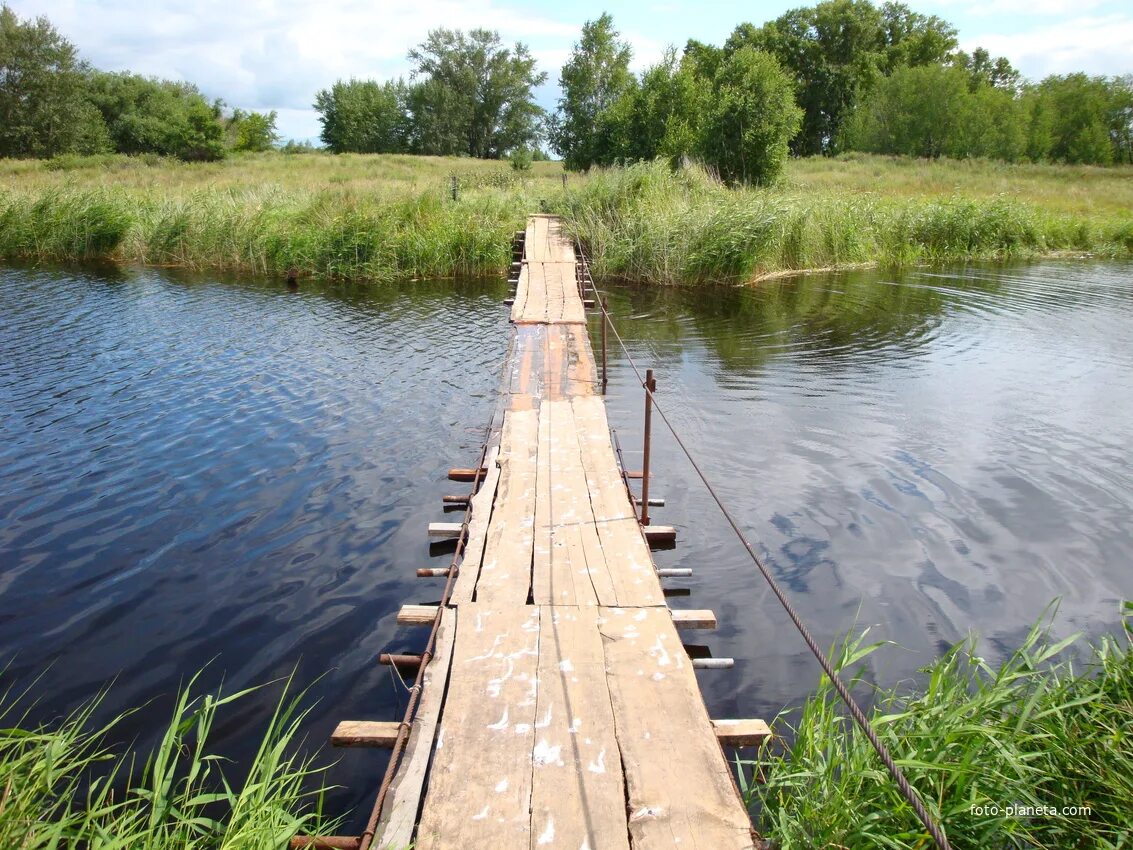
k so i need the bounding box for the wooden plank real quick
[331,720,398,748]
[671,609,718,630]
[414,605,542,850]
[510,263,530,323]
[450,446,500,604]
[397,604,437,626]
[376,610,458,849]
[712,719,771,747]
[476,409,538,603]
[529,606,631,850]
[427,522,463,538]
[599,607,755,849]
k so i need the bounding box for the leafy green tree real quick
[702,47,802,184]
[1030,74,1117,165]
[0,4,109,157]
[313,79,408,153]
[729,0,956,155]
[87,72,225,160]
[952,47,1021,92]
[550,13,634,170]
[227,108,279,152]
[407,28,546,158]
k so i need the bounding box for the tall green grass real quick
[554,161,1133,284]
[744,603,1133,849]
[0,672,336,848]
[0,185,524,282]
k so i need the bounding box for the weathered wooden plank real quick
[529,605,631,850]
[331,720,398,748]
[599,607,756,849]
[414,606,542,850]
[427,522,463,538]
[671,609,718,630]
[476,409,538,603]
[397,604,438,626]
[376,611,458,849]
[712,719,772,747]
[450,446,501,604]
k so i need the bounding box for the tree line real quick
[0,4,277,160]
[3,1,1131,173]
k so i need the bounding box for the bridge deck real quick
[374,215,756,850]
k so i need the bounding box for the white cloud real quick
[962,14,1133,79]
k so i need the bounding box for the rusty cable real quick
[580,246,953,850]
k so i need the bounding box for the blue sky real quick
[10,0,1133,142]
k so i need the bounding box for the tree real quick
[550,13,634,170]
[703,47,802,184]
[952,47,1021,92]
[1029,74,1117,165]
[0,4,109,157]
[87,72,225,160]
[728,0,956,155]
[227,108,279,152]
[407,28,546,158]
[314,79,408,153]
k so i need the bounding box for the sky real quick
[10,0,1133,143]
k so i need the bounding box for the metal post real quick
[640,368,655,526]
[601,298,609,394]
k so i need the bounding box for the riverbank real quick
[1,152,1130,283]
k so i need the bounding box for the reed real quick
[555,161,1133,285]
[0,672,337,849]
[743,602,1133,849]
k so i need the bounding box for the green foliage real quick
[228,108,279,152]
[951,46,1021,92]
[550,13,635,171]
[703,47,802,185]
[314,79,409,154]
[848,63,1026,160]
[552,160,1133,285]
[729,0,958,155]
[509,147,533,171]
[748,604,1133,849]
[1027,74,1125,166]
[407,28,547,158]
[0,672,336,847]
[0,4,109,158]
[87,72,226,161]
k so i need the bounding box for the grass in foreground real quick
[0,672,335,849]
[745,602,1133,849]
[0,151,1131,283]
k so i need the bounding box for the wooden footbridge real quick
[297,215,768,850]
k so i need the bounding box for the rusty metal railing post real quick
[640,368,655,526]
[601,298,609,394]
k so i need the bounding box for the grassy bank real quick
[555,160,1133,285]
[0,673,335,849]
[747,603,1133,849]
[1,151,1131,283]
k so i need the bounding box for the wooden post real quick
[641,368,655,525]
[561,172,567,189]
[450,175,458,201]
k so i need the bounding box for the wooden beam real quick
[712,718,771,747]
[447,467,486,481]
[643,525,677,543]
[671,609,717,630]
[633,496,666,507]
[397,604,438,626]
[427,522,463,538]
[416,567,453,578]
[331,720,399,748]
[289,837,359,850]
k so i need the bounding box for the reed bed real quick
[554,161,1133,285]
[745,602,1133,849]
[0,673,336,849]
[1,152,1130,283]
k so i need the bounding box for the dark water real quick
[2,260,1132,825]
